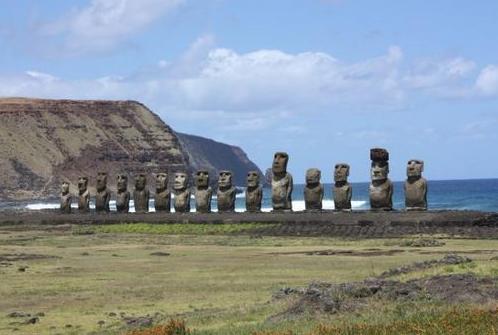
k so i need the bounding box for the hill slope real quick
[0,98,261,200]
[177,132,263,186]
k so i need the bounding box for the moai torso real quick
[304,168,323,210]
[245,171,262,212]
[333,163,352,211]
[133,174,149,213]
[271,152,293,211]
[95,173,111,213]
[334,183,352,211]
[369,149,393,211]
[405,159,427,210]
[77,177,90,212]
[194,171,212,213]
[155,173,171,212]
[369,179,393,210]
[116,174,130,213]
[217,171,236,213]
[60,182,72,214]
[173,172,190,213]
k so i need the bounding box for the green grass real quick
[0,223,497,334]
[73,223,275,236]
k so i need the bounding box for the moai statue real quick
[271,152,293,211]
[405,159,427,211]
[304,168,323,211]
[133,173,149,213]
[77,176,90,212]
[173,172,190,213]
[217,170,236,213]
[246,171,262,212]
[154,172,171,212]
[333,163,352,211]
[60,181,72,214]
[369,148,393,211]
[194,170,212,213]
[95,172,111,213]
[116,174,130,213]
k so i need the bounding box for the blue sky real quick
[1,0,498,182]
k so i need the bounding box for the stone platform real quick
[1,210,497,238]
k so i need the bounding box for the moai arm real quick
[422,179,428,205]
[105,191,111,211]
[319,184,324,203]
[287,174,293,202]
[347,184,352,203]
[84,191,90,209]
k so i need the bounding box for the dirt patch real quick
[150,252,171,257]
[0,253,60,262]
[273,255,494,320]
[398,238,445,247]
[271,249,406,257]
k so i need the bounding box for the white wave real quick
[25,199,368,213]
[260,200,367,212]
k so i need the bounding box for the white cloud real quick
[0,42,496,136]
[25,71,59,83]
[475,65,498,96]
[38,0,185,54]
[404,57,475,89]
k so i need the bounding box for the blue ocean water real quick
[278,179,498,212]
[7,179,498,213]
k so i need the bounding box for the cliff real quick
[177,133,263,186]
[0,98,261,200]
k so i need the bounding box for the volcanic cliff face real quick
[177,132,263,187]
[0,98,261,200]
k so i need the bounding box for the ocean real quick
[5,178,498,213]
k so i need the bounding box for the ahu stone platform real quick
[1,210,497,238]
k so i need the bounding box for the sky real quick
[1,0,498,183]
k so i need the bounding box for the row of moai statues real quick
[60,149,427,213]
[60,169,262,214]
[270,149,427,212]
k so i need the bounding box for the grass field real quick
[0,223,497,334]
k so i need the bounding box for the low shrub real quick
[126,319,190,335]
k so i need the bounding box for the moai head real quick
[156,173,168,191]
[96,172,108,192]
[61,181,70,195]
[117,174,128,192]
[334,163,350,183]
[407,159,424,179]
[218,170,233,190]
[370,148,389,182]
[195,170,210,188]
[371,161,389,181]
[246,171,260,188]
[305,168,321,187]
[135,174,147,191]
[78,177,88,193]
[272,152,289,175]
[174,172,188,191]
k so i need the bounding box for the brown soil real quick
[271,249,406,257]
[0,253,60,262]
